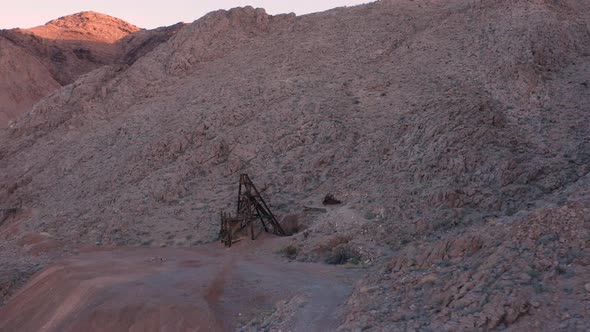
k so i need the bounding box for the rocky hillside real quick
[0,37,61,128]
[0,0,589,330]
[0,12,182,127]
[27,11,140,41]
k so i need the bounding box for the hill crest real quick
[23,11,141,42]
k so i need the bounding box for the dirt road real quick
[0,235,360,332]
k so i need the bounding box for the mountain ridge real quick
[0,1,589,330]
[25,11,141,42]
[0,10,182,128]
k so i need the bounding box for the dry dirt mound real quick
[0,237,360,332]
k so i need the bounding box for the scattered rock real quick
[322,194,342,205]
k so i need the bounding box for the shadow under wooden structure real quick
[219,174,286,247]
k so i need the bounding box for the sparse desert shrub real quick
[316,234,352,253]
[363,210,377,220]
[280,245,299,260]
[0,208,19,225]
[325,244,361,265]
[536,233,559,245]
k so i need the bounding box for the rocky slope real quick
[0,12,182,127]
[1,0,589,330]
[340,188,590,330]
[0,37,61,128]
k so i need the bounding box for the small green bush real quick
[281,245,299,260]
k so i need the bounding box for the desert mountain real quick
[0,37,61,129]
[25,11,140,42]
[0,0,589,330]
[0,11,182,127]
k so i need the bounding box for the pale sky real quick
[0,0,373,29]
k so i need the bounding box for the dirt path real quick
[0,235,361,332]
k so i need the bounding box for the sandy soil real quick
[0,234,360,332]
